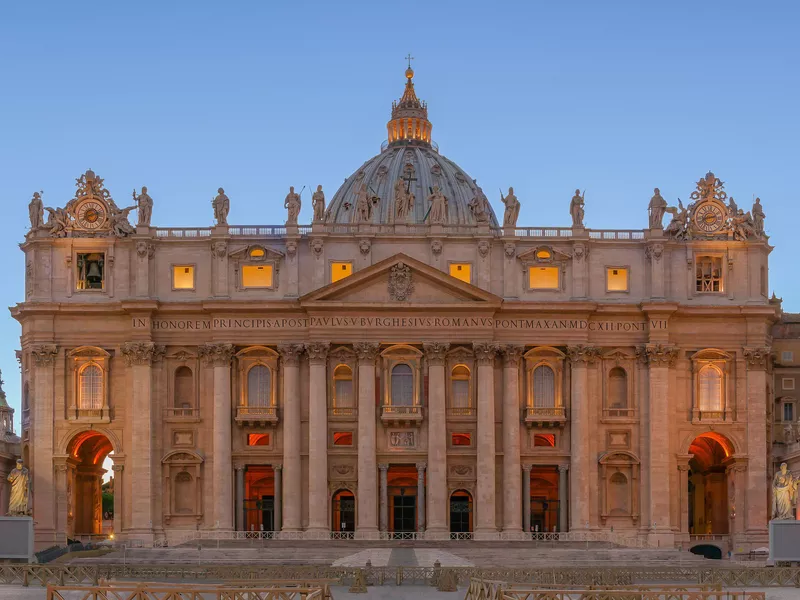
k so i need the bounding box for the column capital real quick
[566,344,601,365]
[472,341,500,365]
[522,463,532,473]
[423,342,449,366]
[378,463,389,472]
[31,344,58,367]
[305,341,330,364]
[416,462,427,471]
[353,341,381,363]
[278,342,304,367]
[122,341,166,366]
[742,346,771,370]
[636,343,679,367]
[273,464,283,472]
[198,342,235,366]
[558,464,569,473]
[112,464,125,473]
[501,344,524,366]
[234,465,245,472]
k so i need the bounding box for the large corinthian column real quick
[473,341,499,537]
[501,345,524,534]
[278,343,304,531]
[423,342,449,538]
[306,341,330,533]
[354,342,380,536]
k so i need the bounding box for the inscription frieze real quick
[134,316,667,333]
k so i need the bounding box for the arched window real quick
[174,366,194,410]
[533,365,555,408]
[698,365,722,412]
[609,472,629,515]
[391,364,413,406]
[451,365,471,411]
[333,364,354,413]
[608,367,627,409]
[247,365,271,407]
[79,364,103,409]
[174,471,194,514]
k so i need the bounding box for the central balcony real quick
[236,405,279,427]
[523,406,567,428]
[381,404,423,427]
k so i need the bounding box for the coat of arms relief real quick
[388,262,414,301]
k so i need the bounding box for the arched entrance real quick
[688,433,734,535]
[66,431,114,537]
[449,490,473,536]
[244,466,275,531]
[331,489,355,535]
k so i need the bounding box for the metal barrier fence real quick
[46,584,324,600]
[3,565,800,589]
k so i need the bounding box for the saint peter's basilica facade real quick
[14,66,777,550]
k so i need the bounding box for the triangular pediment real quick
[300,253,501,307]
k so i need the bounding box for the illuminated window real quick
[333,432,353,446]
[172,265,195,290]
[331,261,353,283]
[76,253,105,290]
[242,264,273,288]
[391,364,414,406]
[247,365,271,407]
[606,267,629,292]
[696,256,723,292]
[333,364,354,414]
[533,365,555,407]
[79,364,103,410]
[528,266,559,290]
[451,433,471,446]
[449,263,472,284]
[534,434,555,447]
[535,249,551,260]
[249,247,266,259]
[247,433,270,446]
[698,365,722,411]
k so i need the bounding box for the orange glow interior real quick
[451,433,471,446]
[247,433,270,446]
[534,434,556,447]
[688,432,733,472]
[69,431,113,465]
[333,432,353,446]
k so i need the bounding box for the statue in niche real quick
[771,462,797,520]
[28,192,44,230]
[354,183,373,223]
[468,185,490,224]
[570,189,585,228]
[501,186,520,227]
[284,186,302,225]
[428,186,448,224]
[7,459,30,516]
[312,185,325,222]
[212,188,230,225]
[648,188,667,229]
[752,197,765,235]
[133,186,153,226]
[394,178,415,220]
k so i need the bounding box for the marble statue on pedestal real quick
[7,459,30,516]
[752,197,765,235]
[394,178,414,220]
[468,186,490,224]
[284,186,302,225]
[570,189,585,228]
[312,185,325,222]
[772,462,797,520]
[28,192,44,230]
[212,188,230,225]
[648,188,667,228]
[501,187,520,227]
[134,187,154,227]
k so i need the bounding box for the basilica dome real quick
[324,67,499,227]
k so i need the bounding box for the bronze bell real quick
[86,261,102,279]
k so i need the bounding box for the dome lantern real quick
[387,56,432,147]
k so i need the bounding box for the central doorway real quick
[332,489,356,535]
[66,430,115,538]
[449,490,473,537]
[387,465,418,533]
[530,467,560,533]
[244,466,275,532]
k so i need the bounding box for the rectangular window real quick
[528,266,559,290]
[451,432,472,446]
[449,263,472,284]
[333,432,353,446]
[331,261,353,283]
[242,264,273,288]
[696,256,723,292]
[247,433,270,446]
[606,267,629,292]
[76,253,105,290]
[782,351,794,363]
[172,265,195,290]
[784,378,796,391]
[784,403,794,423]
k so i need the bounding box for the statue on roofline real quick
[501,186,520,228]
[312,185,325,222]
[648,188,667,229]
[570,189,585,228]
[212,188,230,225]
[134,187,154,227]
[284,186,302,226]
[28,192,44,230]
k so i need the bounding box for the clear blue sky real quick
[1,1,798,426]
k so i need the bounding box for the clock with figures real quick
[75,199,108,231]
[693,202,726,234]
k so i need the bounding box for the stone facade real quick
[13,67,778,550]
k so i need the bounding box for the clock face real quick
[694,203,725,233]
[76,200,107,230]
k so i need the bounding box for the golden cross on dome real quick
[405,53,414,69]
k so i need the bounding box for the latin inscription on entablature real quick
[133,316,667,334]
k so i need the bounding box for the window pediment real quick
[68,346,111,359]
[517,246,572,264]
[228,244,285,262]
[690,348,732,362]
[162,449,204,464]
[599,450,640,465]
[236,345,279,359]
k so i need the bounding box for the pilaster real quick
[31,344,58,548]
[473,341,499,536]
[522,464,532,534]
[278,343,304,531]
[416,462,426,532]
[379,464,389,533]
[743,346,770,538]
[501,344,523,533]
